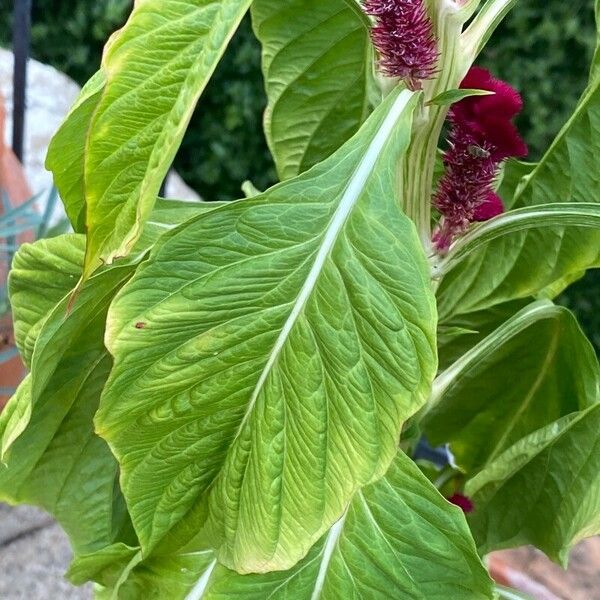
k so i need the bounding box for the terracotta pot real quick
[0,93,32,409]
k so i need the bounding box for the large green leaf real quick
[201,453,492,599]
[0,356,131,556]
[8,200,222,380]
[0,238,138,556]
[97,88,437,573]
[94,549,214,600]
[437,200,600,323]
[28,261,135,412]
[0,376,33,459]
[45,71,105,232]
[252,0,373,180]
[2,238,136,466]
[0,225,200,561]
[93,454,493,600]
[9,235,85,368]
[425,301,599,473]
[437,298,530,370]
[496,160,536,211]
[46,0,252,280]
[466,403,600,565]
[435,203,600,362]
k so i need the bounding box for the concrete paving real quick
[0,503,91,599]
[1,502,599,599]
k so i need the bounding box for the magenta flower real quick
[363,0,438,90]
[433,67,528,250]
[473,192,504,221]
[448,493,474,513]
[451,67,528,161]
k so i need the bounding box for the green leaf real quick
[0,235,133,524]
[466,403,600,565]
[0,357,128,556]
[96,454,494,600]
[427,88,495,107]
[67,543,140,588]
[133,198,228,260]
[8,201,222,375]
[45,71,106,232]
[252,0,373,180]
[512,58,600,217]
[0,376,33,459]
[437,203,600,279]
[425,301,599,473]
[437,299,530,370]
[29,262,134,410]
[0,230,166,563]
[0,279,133,556]
[201,454,492,599]
[100,550,214,600]
[9,235,85,368]
[50,0,252,280]
[496,159,536,211]
[97,89,437,572]
[436,201,600,321]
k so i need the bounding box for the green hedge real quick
[1,0,598,349]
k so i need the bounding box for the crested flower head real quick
[433,67,528,251]
[363,0,438,90]
[451,67,528,161]
[473,191,504,221]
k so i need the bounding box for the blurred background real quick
[1,0,597,351]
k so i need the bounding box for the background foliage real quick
[0,0,597,349]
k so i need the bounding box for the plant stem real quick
[402,2,469,251]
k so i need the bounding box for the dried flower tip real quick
[363,0,439,90]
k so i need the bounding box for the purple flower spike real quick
[363,0,439,90]
[433,67,528,251]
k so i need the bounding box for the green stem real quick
[402,2,471,250]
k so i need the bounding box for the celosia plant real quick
[434,66,529,248]
[1,0,599,598]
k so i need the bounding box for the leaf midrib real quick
[227,89,415,450]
